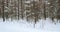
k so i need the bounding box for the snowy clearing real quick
[0,18,60,32]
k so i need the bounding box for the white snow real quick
[25,1,31,3]
[0,18,60,32]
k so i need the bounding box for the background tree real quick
[2,0,5,21]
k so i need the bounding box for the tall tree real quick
[18,0,19,20]
[2,0,5,21]
[21,0,23,19]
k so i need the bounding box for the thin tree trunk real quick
[21,0,23,19]
[6,0,8,19]
[18,0,19,20]
[2,0,5,21]
[33,0,36,28]
[7,0,8,7]
[44,3,46,20]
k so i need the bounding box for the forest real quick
[0,0,60,24]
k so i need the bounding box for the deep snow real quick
[0,18,60,32]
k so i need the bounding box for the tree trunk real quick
[2,0,5,21]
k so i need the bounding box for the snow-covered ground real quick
[0,18,60,32]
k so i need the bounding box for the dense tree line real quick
[0,0,60,24]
